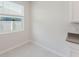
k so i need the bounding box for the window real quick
[0,1,24,34]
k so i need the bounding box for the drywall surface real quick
[31,2,70,56]
[0,2,31,53]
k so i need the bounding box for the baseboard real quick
[0,40,31,55]
[33,41,69,57]
[0,40,69,56]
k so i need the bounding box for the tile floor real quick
[0,42,58,57]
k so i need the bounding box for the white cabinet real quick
[71,2,79,23]
[68,2,79,57]
[69,43,79,57]
[69,2,79,34]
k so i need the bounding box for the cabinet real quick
[68,42,79,57]
[71,2,79,24]
[67,2,79,56]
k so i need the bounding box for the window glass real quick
[0,2,24,34]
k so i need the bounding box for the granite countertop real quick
[66,33,79,44]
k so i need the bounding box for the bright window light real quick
[0,1,24,34]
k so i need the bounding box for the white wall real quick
[31,2,71,56]
[0,1,31,54]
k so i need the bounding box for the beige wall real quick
[31,2,70,56]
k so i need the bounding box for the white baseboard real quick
[33,41,69,57]
[0,40,69,57]
[0,40,31,55]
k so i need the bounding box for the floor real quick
[0,42,58,57]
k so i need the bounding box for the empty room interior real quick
[0,1,79,57]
